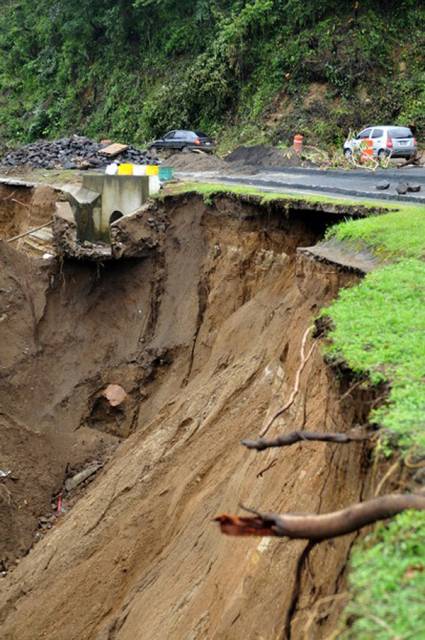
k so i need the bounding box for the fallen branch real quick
[7,220,52,243]
[242,430,370,452]
[260,326,315,437]
[1,190,16,202]
[214,493,425,541]
[10,198,31,209]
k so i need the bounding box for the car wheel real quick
[181,146,191,154]
[343,148,352,159]
[150,146,158,155]
[377,149,389,160]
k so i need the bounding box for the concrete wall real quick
[82,174,149,240]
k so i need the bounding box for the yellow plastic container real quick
[146,164,159,176]
[118,163,134,175]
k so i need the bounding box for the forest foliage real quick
[1,0,424,147]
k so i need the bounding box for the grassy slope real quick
[168,182,425,638]
[326,206,425,260]
[345,511,425,640]
[323,206,425,451]
[323,206,425,639]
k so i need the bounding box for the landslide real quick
[0,194,376,639]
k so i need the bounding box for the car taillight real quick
[413,137,417,145]
[194,138,201,145]
[387,136,393,148]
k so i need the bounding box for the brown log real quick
[242,430,369,452]
[214,494,425,541]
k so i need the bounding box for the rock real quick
[396,182,408,195]
[64,462,103,493]
[0,136,157,170]
[376,180,390,190]
[406,183,421,193]
[63,161,77,170]
[102,384,127,407]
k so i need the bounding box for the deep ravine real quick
[0,193,379,640]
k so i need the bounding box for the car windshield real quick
[388,127,413,138]
[195,131,209,138]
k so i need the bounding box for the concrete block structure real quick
[60,174,150,243]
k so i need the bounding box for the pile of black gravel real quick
[0,136,158,170]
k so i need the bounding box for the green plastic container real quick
[159,166,174,181]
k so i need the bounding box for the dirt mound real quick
[0,136,156,170]
[0,193,378,640]
[225,144,315,168]
[166,152,227,172]
[166,144,314,173]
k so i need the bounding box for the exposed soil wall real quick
[0,181,57,239]
[0,194,376,639]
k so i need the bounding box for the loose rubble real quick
[376,180,422,194]
[0,135,158,170]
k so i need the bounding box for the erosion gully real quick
[0,185,384,640]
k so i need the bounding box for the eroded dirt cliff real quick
[0,193,377,639]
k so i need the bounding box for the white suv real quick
[343,126,417,160]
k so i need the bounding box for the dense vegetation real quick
[1,0,425,149]
[346,511,425,639]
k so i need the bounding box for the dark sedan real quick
[148,130,215,153]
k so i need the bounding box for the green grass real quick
[344,511,425,640]
[163,180,390,209]
[322,259,425,449]
[326,205,425,260]
[322,201,425,639]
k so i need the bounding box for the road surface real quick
[177,165,425,203]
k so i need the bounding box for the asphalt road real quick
[177,165,425,204]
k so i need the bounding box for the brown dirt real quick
[0,241,120,569]
[0,193,379,639]
[224,144,316,168]
[0,181,60,257]
[166,152,227,172]
[166,143,317,173]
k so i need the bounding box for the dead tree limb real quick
[7,220,52,243]
[214,493,425,541]
[260,326,316,437]
[242,430,370,452]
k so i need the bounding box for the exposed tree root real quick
[242,430,370,452]
[374,459,400,497]
[256,458,278,478]
[214,494,425,541]
[260,326,316,437]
